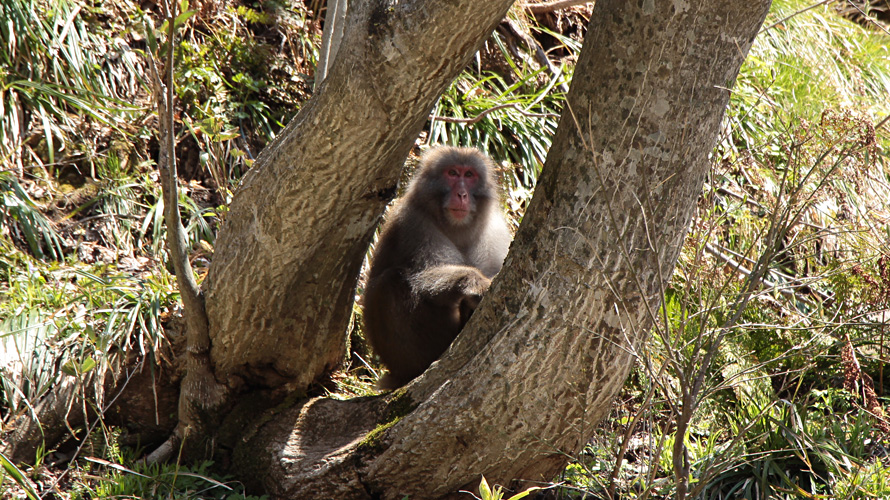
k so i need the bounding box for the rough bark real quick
[230,0,772,498]
[203,0,516,391]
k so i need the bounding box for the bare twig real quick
[430,103,558,124]
[760,0,890,36]
[143,433,181,464]
[759,0,834,34]
[65,213,139,227]
[716,186,766,211]
[38,362,143,498]
[842,1,890,35]
[704,243,821,306]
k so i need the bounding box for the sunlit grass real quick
[0,246,177,419]
[728,0,890,154]
[0,0,143,170]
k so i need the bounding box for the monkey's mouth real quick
[448,208,470,220]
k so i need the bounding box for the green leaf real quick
[61,357,97,376]
[504,486,542,500]
[142,16,158,54]
[173,10,197,30]
[480,475,502,500]
[0,452,39,500]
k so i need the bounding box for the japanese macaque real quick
[363,146,512,389]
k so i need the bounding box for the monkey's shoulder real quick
[463,212,511,276]
[370,218,448,274]
[479,211,512,249]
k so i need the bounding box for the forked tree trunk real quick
[203,0,515,390]
[226,1,772,498]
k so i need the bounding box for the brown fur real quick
[363,147,512,389]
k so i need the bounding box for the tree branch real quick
[316,0,348,88]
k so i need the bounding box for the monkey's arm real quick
[409,265,491,307]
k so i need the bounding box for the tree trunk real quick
[203,0,516,391]
[227,1,772,498]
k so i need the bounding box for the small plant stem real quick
[145,0,228,462]
[156,0,208,357]
[880,322,885,395]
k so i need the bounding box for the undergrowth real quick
[2,0,890,498]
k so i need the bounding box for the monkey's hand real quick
[410,265,491,304]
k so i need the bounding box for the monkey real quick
[363,146,512,389]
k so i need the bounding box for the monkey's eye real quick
[447,169,459,177]
[464,171,475,178]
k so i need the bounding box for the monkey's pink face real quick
[444,165,479,223]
